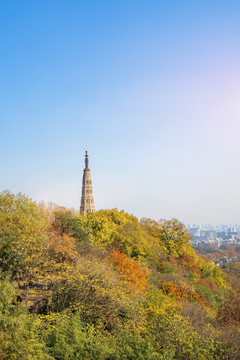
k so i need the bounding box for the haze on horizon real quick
[1,1,240,225]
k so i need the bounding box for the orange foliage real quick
[222,244,235,251]
[160,281,211,307]
[197,278,217,290]
[108,250,148,292]
[178,280,194,292]
[179,254,201,276]
[206,250,238,261]
[218,293,240,325]
[179,254,194,267]
[48,231,77,262]
[167,255,179,265]
[190,264,201,276]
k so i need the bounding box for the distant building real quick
[80,150,95,214]
[208,230,216,241]
[216,238,223,248]
[217,231,226,240]
[189,227,199,237]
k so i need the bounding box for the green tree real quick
[141,218,192,256]
[0,275,51,359]
[0,191,50,277]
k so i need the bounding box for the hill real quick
[0,191,239,359]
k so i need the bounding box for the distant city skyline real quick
[187,223,240,253]
[1,1,240,224]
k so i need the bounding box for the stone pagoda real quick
[80,150,95,214]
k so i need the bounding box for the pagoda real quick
[80,151,95,214]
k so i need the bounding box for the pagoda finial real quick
[85,150,89,169]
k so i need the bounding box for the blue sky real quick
[1,1,240,224]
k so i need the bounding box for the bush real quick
[0,277,51,359]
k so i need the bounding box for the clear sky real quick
[1,0,240,224]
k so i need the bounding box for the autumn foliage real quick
[108,249,148,292]
[48,231,77,263]
[197,278,217,290]
[161,281,211,307]
[217,292,240,325]
[0,191,239,359]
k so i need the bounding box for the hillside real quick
[0,191,239,359]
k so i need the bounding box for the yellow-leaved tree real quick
[0,191,50,281]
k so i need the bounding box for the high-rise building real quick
[80,150,95,214]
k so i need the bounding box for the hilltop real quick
[0,191,239,359]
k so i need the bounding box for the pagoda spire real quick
[80,150,95,214]
[85,150,89,169]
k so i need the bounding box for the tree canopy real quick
[0,191,239,359]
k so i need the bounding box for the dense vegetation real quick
[0,190,239,359]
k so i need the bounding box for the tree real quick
[141,218,192,256]
[0,191,50,277]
